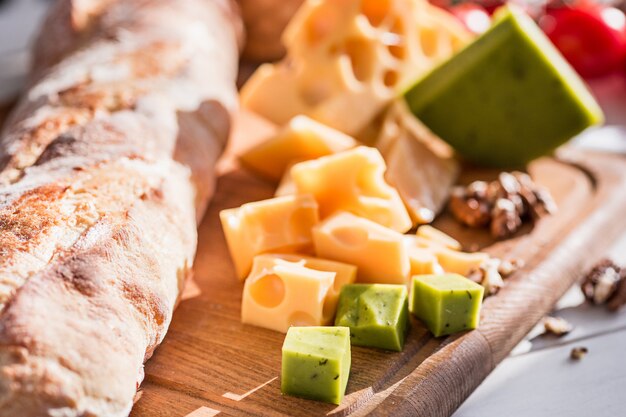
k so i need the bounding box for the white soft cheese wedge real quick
[372,102,459,225]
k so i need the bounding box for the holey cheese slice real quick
[313,212,409,284]
[240,115,357,182]
[241,0,472,136]
[242,254,355,332]
[220,195,319,279]
[291,146,412,233]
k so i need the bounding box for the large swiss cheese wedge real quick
[241,0,472,135]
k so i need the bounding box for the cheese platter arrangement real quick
[0,0,625,416]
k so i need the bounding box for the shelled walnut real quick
[466,257,522,296]
[449,171,556,239]
[581,259,626,312]
[543,316,573,336]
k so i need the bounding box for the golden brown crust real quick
[0,0,241,415]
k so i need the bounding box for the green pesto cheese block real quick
[403,5,603,168]
[281,326,351,404]
[410,274,484,337]
[335,284,409,351]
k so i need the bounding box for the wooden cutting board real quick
[1,103,624,416]
[126,112,626,417]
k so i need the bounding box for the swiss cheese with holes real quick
[313,211,409,284]
[220,195,319,279]
[241,254,357,332]
[241,0,472,135]
[291,146,412,233]
[240,115,357,182]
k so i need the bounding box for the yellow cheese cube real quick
[404,235,489,276]
[416,225,462,250]
[241,256,334,333]
[313,212,409,284]
[240,116,357,182]
[291,146,412,233]
[260,253,358,322]
[435,248,490,276]
[407,246,444,276]
[220,195,319,279]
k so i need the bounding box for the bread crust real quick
[0,1,241,415]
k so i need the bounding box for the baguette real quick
[0,1,242,416]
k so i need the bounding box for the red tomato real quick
[540,5,626,78]
[448,3,492,35]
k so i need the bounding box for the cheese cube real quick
[240,115,357,182]
[258,253,357,323]
[407,246,444,276]
[410,274,484,337]
[335,284,410,351]
[404,234,489,276]
[281,326,351,404]
[313,212,409,284]
[416,225,461,250]
[241,256,335,333]
[291,147,412,233]
[220,195,319,279]
[435,248,490,276]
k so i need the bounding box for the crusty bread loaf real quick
[0,1,242,415]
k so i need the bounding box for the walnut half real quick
[448,171,556,239]
[581,259,625,309]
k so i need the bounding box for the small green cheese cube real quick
[410,274,484,337]
[335,284,409,351]
[403,6,603,167]
[281,326,351,404]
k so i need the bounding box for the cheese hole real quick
[361,0,391,27]
[249,274,285,308]
[288,311,317,327]
[331,226,368,247]
[383,70,398,87]
[419,28,439,58]
[385,17,406,59]
[344,38,376,82]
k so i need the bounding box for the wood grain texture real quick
[120,112,626,416]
